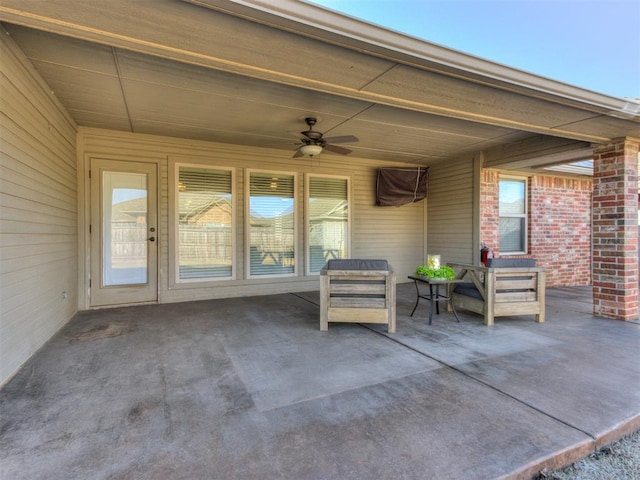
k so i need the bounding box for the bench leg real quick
[320,275,329,331]
[388,316,396,333]
[320,316,328,331]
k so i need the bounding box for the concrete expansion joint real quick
[360,323,598,441]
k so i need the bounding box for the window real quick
[499,178,527,254]
[177,166,233,281]
[307,175,349,274]
[247,171,296,277]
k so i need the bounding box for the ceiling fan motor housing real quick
[302,117,323,141]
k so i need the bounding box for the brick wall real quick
[481,169,592,287]
[592,139,639,320]
[529,176,592,286]
[480,169,500,252]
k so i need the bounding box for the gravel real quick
[538,428,640,479]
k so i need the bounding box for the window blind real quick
[498,178,527,253]
[178,167,233,280]
[499,217,525,252]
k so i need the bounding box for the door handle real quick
[148,237,155,242]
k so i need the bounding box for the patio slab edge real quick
[593,412,640,450]
[500,435,594,480]
[502,413,640,480]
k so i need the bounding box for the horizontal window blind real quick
[250,172,294,197]
[499,217,525,252]
[309,176,347,199]
[178,167,233,281]
[499,178,527,253]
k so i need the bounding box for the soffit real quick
[4,23,534,164]
[1,0,638,168]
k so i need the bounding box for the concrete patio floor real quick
[1,284,639,480]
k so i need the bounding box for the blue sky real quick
[309,0,640,99]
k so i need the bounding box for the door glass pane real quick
[103,172,148,286]
[249,172,295,276]
[178,167,233,281]
[309,176,348,273]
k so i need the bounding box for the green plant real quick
[415,265,456,280]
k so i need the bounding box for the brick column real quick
[592,138,639,320]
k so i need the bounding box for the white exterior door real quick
[90,159,158,307]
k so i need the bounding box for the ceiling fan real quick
[293,117,359,158]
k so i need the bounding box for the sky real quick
[309,0,640,100]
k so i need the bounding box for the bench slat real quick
[495,278,537,290]
[327,307,389,322]
[330,297,386,308]
[330,283,386,295]
[326,270,389,278]
[495,291,537,302]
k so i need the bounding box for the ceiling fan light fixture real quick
[299,144,323,157]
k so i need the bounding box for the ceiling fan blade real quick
[322,135,358,144]
[292,148,305,158]
[323,144,352,155]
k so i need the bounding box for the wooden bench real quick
[448,258,545,326]
[320,259,396,332]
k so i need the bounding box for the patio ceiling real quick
[1,0,639,170]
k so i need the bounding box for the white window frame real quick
[498,176,528,255]
[172,163,236,284]
[305,174,351,275]
[245,169,298,279]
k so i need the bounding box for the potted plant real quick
[415,264,456,280]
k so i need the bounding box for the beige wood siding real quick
[78,128,425,305]
[427,158,477,265]
[351,166,425,278]
[1,30,78,385]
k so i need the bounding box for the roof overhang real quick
[1,0,638,169]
